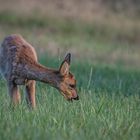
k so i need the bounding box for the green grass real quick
[0,55,140,140]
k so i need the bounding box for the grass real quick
[0,55,140,140]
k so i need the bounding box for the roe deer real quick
[0,34,79,108]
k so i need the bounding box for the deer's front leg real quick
[8,82,21,106]
[25,80,36,108]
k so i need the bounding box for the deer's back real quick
[0,34,38,79]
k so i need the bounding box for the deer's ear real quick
[59,53,71,76]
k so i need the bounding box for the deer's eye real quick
[69,84,75,88]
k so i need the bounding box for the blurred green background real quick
[0,0,140,69]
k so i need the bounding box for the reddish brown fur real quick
[0,34,79,108]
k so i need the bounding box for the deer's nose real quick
[73,95,79,100]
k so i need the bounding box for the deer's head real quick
[58,53,79,101]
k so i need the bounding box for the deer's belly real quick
[14,78,29,85]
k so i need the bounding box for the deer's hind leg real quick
[25,80,36,108]
[7,81,21,106]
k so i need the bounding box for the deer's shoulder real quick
[1,34,38,62]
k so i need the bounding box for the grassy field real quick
[0,4,140,140]
[0,52,140,140]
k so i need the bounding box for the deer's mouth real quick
[71,95,79,101]
[65,95,79,101]
[73,95,79,100]
[60,91,79,101]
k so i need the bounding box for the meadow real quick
[0,3,140,140]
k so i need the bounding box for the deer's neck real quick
[18,62,60,87]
